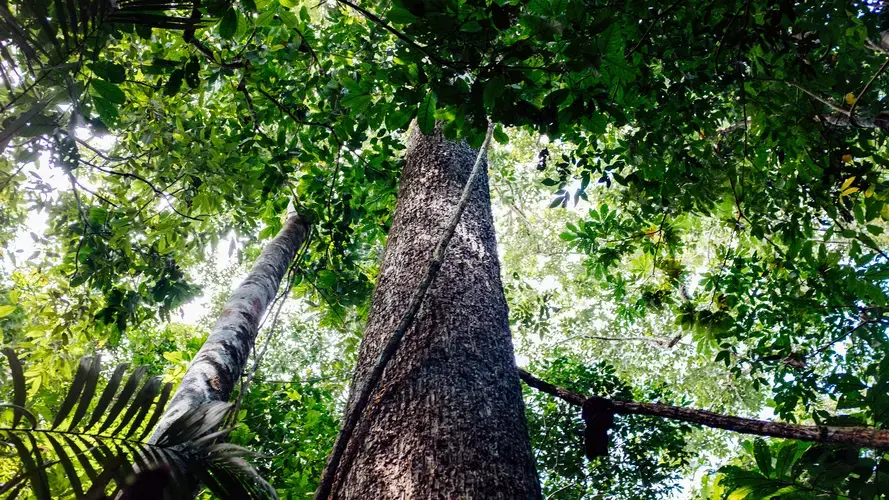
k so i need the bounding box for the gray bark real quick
[150,213,309,441]
[328,128,541,499]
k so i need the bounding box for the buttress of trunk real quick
[329,128,541,499]
[149,213,309,442]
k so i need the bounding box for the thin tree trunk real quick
[327,127,541,499]
[150,213,309,441]
[519,368,889,450]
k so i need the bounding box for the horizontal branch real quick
[518,368,889,450]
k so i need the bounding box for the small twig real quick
[650,213,667,278]
[554,334,689,348]
[0,164,25,193]
[66,172,89,280]
[315,123,495,500]
[626,0,683,57]
[74,137,139,163]
[847,57,889,121]
[185,34,247,69]
[333,0,460,72]
[237,78,259,131]
[290,26,320,67]
[254,86,341,143]
[784,81,848,115]
[71,177,118,207]
[81,161,206,221]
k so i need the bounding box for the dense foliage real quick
[1,0,889,497]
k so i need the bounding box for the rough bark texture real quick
[329,128,541,499]
[150,213,309,441]
[519,368,889,451]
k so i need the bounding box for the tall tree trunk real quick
[328,128,541,499]
[150,213,309,441]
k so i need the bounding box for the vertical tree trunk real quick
[150,213,309,441]
[330,128,541,498]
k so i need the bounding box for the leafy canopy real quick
[1,0,889,497]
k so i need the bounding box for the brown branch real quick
[848,57,889,120]
[519,368,889,450]
[254,85,341,143]
[81,161,206,222]
[556,334,687,348]
[625,0,683,57]
[332,0,460,72]
[184,33,247,69]
[290,25,320,67]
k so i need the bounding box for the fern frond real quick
[0,350,278,500]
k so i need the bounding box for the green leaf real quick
[317,270,337,289]
[97,365,148,434]
[85,363,129,431]
[0,304,16,317]
[218,8,239,39]
[44,434,84,498]
[136,382,173,441]
[90,80,126,104]
[255,8,276,26]
[7,433,51,500]
[164,69,184,96]
[461,20,482,32]
[483,76,505,110]
[386,106,413,131]
[341,92,372,114]
[2,349,27,428]
[386,7,416,24]
[89,62,126,84]
[51,356,92,429]
[67,356,102,431]
[753,439,772,478]
[774,442,798,480]
[493,124,509,144]
[278,8,299,28]
[417,90,437,135]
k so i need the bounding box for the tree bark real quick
[519,368,889,451]
[327,127,541,499]
[149,213,309,441]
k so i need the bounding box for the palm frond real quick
[0,0,217,150]
[0,349,278,500]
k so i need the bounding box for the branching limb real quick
[519,368,889,450]
[254,85,341,143]
[848,57,889,120]
[332,0,460,72]
[80,161,206,221]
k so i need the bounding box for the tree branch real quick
[332,0,460,72]
[254,85,341,143]
[848,57,889,120]
[519,368,889,450]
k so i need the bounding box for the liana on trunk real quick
[326,127,541,499]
